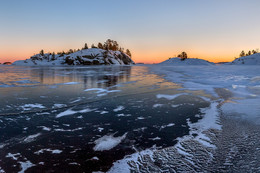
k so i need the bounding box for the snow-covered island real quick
[13,48,135,66]
[227,53,260,65]
[13,39,135,66]
[159,57,215,65]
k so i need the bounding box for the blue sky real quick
[1,0,260,63]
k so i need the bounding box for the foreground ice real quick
[107,65,260,172]
[108,101,221,172]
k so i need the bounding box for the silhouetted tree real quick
[103,39,119,51]
[240,50,245,57]
[126,49,131,57]
[91,44,97,48]
[97,42,103,49]
[178,52,188,60]
[119,47,124,52]
[67,49,74,54]
[83,43,88,50]
[51,52,55,61]
[248,50,251,56]
[40,50,44,56]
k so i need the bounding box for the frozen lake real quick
[0,65,260,172]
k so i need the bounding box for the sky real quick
[1,0,260,64]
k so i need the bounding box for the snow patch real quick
[23,133,41,143]
[18,161,35,173]
[93,133,127,151]
[156,93,189,100]
[113,106,125,112]
[20,104,45,111]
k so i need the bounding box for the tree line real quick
[168,51,188,61]
[239,49,259,58]
[38,39,132,58]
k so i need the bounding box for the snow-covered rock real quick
[12,48,135,66]
[227,53,260,65]
[158,57,214,66]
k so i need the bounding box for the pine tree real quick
[51,52,55,61]
[83,43,88,50]
[126,49,131,57]
[178,51,188,60]
[97,43,103,49]
[40,50,44,56]
[248,50,251,56]
[91,44,97,48]
[240,50,245,57]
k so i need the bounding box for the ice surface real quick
[93,133,127,151]
[108,101,221,172]
[151,65,260,118]
[221,98,260,123]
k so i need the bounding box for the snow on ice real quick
[93,133,127,151]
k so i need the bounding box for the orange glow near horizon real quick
[1,1,260,65]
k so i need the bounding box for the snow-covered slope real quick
[13,48,135,66]
[227,53,260,65]
[159,57,214,65]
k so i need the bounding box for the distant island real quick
[226,50,260,65]
[158,50,260,65]
[159,52,215,65]
[13,39,135,66]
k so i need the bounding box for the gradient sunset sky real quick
[1,0,260,64]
